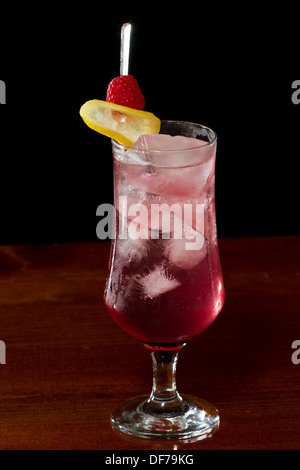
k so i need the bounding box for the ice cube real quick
[132,134,213,167]
[164,212,206,269]
[117,235,148,263]
[125,134,215,199]
[137,265,181,299]
[165,236,206,269]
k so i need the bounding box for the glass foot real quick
[111,393,220,440]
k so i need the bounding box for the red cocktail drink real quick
[105,124,224,349]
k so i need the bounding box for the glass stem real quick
[150,350,179,401]
[141,349,188,419]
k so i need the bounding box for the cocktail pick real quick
[120,23,132,76]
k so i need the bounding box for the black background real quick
[0,5,299,244]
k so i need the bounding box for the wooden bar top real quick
[0,236,299,450]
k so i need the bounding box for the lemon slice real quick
[79,100,161,146]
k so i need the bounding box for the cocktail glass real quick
[104,120,225,440]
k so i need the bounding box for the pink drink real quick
[104,129,225,348]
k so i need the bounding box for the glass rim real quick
[112,120,218,154]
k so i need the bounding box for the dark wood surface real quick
[0,236,299,450]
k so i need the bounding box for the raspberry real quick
[106,75,145,110]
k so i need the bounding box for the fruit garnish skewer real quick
[80,23,160,146]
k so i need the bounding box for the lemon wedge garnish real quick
[79,100,161,146]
